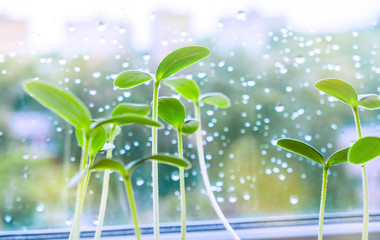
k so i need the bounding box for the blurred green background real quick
[0,1,379,231]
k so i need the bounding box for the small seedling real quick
[157,97,199,240]
[276,138,349,240]
[163,78,240,239]
[114,46,210,239]
[315,78,380,240]
[23,81,160,240]
[93,103,151,240]
[90,155,191,240]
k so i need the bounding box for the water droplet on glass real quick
[92,72,101,78]
[228,195,238,203]
[290,195,299,205]
[89,90,97,96]
[4,214,12,223]
[36,203,45,212]
[275,104,285,113]
[171,172,180,181]
[304,135,312,141]
[136,178,144,186]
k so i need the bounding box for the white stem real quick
[194,103,240,240]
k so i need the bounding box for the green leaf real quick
[276,138,325,165]
[90,159,127,177]
[326,147,349,168]
[158,97,185,130]
[76,121,107,157]
[23,81,91,130]
[358,94,380,110]
[114,70,153,89]
[181,119,199,135]
[200,93,231,108]
[164,78,200,103]
[315,78,358,107]
[348,136,380,164]
[112,103,151,117]
[94,114,161,129]
[156,46,210,82]
[126,154,191,172]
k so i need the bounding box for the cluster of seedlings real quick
[276,79,380,240]
[23,46,380,240]
[23,46,240,240]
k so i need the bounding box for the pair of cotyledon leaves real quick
[114,46,231,109]
[277,78,380,167]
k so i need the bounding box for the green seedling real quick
[315,78,380,240]
[277,138,348,240]
[93,103,151,240]
[157,97,199,240]
[163,78,239,240]
[90,155,191,240]
[114,46,210,239]
[23,81,160,240]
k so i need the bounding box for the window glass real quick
[0,0,379,231]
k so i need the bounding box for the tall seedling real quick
[23,81,160,240]
[315,78,380,240]
[164,78,240,239]
[93,103,151,240]
[157,97,199,239]
[114,46,210,239]
[276,139,348,240]
[90,155,191,240]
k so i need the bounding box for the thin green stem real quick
[318,167,328,240]
[194,103,240,240]
[152,81,160,240]
[94,129,115,240]
[69,134,90,240]
[124,177,141,240]
[362,164,369,240]
[177,131,186,240]
[352,107,362,138]
[352,106,368,240]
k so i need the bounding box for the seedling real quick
[157,97,199,240]
[276,138,349,240]
[23,81,160,240]
[114,46,210,239]
[93,103,151,240]
[163,78,240,239]
[90,155,191,240]
[315,78,380,240]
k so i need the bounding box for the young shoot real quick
[114,46,210,239]
[315,78,380,240]
[23,80,160,240]
[93,103,151,240]
[157,97,199,240]
[276,138,349,240]
[163,78,240,240]
[90,155,191,240]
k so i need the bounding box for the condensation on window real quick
[0,1,380,230]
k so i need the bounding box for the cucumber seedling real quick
[315,78,380,240]
[90,155,191,240]
[276,139,349,240]
[163,78,240,240]
[93,103,151,240]
[157,97,199,240]
[23,81,160,240]
[114,46,210,239]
